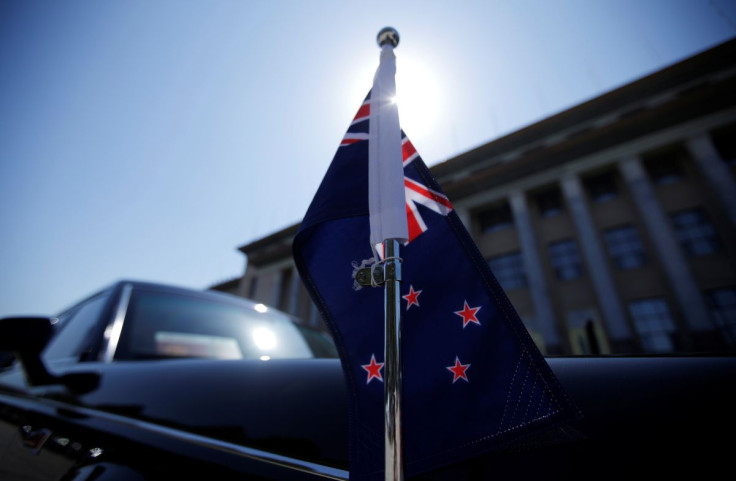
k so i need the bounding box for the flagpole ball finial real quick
[377,27,399,48]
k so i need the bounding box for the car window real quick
[43,295,109,362]
[295,324,339,358]
[115,290,316,361]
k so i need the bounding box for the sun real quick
[394,57,442,140]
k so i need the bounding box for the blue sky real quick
[1,0,735,317]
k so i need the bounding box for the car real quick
[1,280,735,480]
[0,281,347,480]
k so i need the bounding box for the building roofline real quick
[239,223,300,255]
[431,37,736,179]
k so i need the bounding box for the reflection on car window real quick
[43,295,109,362]
[116,290,319,361]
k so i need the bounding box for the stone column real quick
[561,175,633,343]
[508,190,560,349]
[238,264,257,299]
[686,132,736,229]
[287,268,301,316]
[619,155,712,331]
[268,269,283,308]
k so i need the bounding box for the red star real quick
[362,354,384,384]
[454,301,481,328]
[402,285,422,310]
[447,356,470,383]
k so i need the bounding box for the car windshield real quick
[115,289,325,361]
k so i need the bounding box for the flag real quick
[293,92,579,480]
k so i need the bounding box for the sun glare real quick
[252,327,277,351]
[395,57,442,140]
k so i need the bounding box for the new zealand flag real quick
[293,92,578,480]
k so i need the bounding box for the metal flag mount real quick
[355,236,404,481]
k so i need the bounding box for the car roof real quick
[58,280,276,318]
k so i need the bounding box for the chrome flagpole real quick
[374,27,405,481]
[383,238,403,481]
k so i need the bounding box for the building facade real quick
[224,39,736,356]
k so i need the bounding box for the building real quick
[223,38,736,356]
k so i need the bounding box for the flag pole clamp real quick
[355,255,402,287]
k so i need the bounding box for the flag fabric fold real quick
[293,92,579,480]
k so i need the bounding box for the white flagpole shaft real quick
[383,239,403,481]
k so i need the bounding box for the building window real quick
[566,309,608,355]
[603,225,647,269]
[488,251,527,291]
[478,202,513,233]
[535,187,564,218]
[705,287,736,347]
[671,208,721,257]
[628,298,677,353]
[643,146,685,185]
[583,172,618,203]
[548,239,583,280]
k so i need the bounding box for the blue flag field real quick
[293,92,579,480]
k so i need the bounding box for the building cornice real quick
[431,38,736,183]
[442,73,736,200]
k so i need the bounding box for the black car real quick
[0,281,348,480]
[1,281,734,480]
